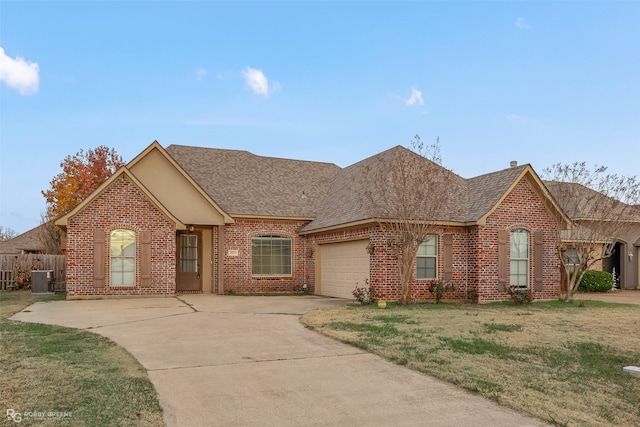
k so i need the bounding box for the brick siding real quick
[66,175,561,302]
[66,174,176,298]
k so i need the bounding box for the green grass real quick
[0,290,165,426]
[303,300,640,426]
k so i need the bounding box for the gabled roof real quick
[127,142,233,224]
[0,224,46,254]
[299,147,569,233]
[165,145,341,219]
[55,166,186,230]
[545,181,640,222]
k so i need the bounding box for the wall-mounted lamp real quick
[366,242,375,255]
[629,252,634,262]
[189,225,195,232]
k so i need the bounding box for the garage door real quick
[319,239,370,299]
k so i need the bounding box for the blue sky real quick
[1,1,638,234]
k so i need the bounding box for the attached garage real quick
[317,239,370,299]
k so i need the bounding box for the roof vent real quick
[510,161,518,168]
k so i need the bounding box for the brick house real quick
[56,141,570,302]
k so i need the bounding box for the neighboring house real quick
[0,224,48,255]
[56,141,569,302]
[545,182,640,290]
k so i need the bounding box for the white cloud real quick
[515,17,532,30]
[195,67,207,80]
[242,66,273,96]
[0,47,39,95]
[405,87,424,106]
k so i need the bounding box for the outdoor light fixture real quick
[366,242,375,255]
[629,252,634,261]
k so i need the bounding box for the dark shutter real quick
[498,230,508,288]
[141,231,152,287]
[94,229,105,288]
[443,234,453,281]
[534,231,544,291]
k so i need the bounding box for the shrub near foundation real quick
[578,270,614,293]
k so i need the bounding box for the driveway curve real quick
[13,295,547,426]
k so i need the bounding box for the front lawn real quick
[0,291,165,426]
[302,300,640,426]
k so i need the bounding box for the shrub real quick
[507,285,532,304]
[578,270,614,293]
[353,278,376,304]
[428,281,454,303]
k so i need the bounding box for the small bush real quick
[578,270,613,293]
[353,278,376,304]
[428,281,454,303]
[507,285,532,304]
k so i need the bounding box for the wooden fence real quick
[0,254,66,291]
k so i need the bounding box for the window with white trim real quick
[252,236,292,276]
[110,229,135,286]
[417,236,438,279]
[510,229,529,288]
[565,248,580,274]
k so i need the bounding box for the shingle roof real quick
[163,144,553,231]
[545,181,640,221]
[0,224,46,254]
[464,164,531,221]
[299,146,533,232]
[165,145,341,218]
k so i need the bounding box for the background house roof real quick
[545,181,640,222]
[165,145,341,218]
[0,224,46,254]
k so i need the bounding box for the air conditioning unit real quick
[31,270,54,294]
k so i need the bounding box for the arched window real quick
[510,229,529,288]
[111,229,135,286]
[251,235,292,276]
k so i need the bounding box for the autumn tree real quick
[41,146,125,252]
[543,162,640,301]
[43,146,125,218]
[362,135,462,304]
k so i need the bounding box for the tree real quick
[362,135,461,304]
[543,162,640,301]
[42,146,125,218]
[41,146,125,253]
[0,225,18,242]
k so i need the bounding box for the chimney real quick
[510,161,518,168]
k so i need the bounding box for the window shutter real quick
[93,229,105,288]
[534,231,544,291]
[443,234,453,281]
[141,231,152,287]
[498,230,507,287]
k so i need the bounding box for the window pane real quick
[180,234,198,273]
[252,236,292,276]
[510,229,529,288]
[417,256,437,279]
[417,236,437,279]
[510,230,529,259]
[110,229,135,286]
[417,236,437,256]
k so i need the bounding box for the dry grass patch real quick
[0,290,164,426]
[302,301,640,426]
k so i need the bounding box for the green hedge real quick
[578,270,614,293]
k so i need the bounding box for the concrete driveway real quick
[13,295,547,426]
